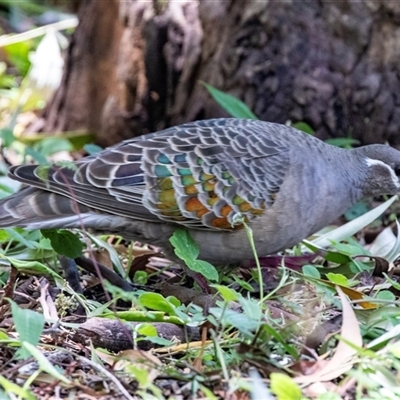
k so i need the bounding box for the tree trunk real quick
[42,0,400,147]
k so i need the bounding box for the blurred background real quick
[2,0,400,152]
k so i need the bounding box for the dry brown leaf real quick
[294,286,362,384]
[38,279,59,321]
[319,279,378,309]
[303,381,339,397]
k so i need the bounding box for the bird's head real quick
[350,144,400,196]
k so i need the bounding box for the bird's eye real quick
[394,165,400,176]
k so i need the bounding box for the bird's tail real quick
[0,186,94,230]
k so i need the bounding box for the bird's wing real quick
[9,119,292,230]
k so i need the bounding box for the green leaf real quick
[3,227,36,249]
[260,325,298,358]
[201,82,257,119]
[232,275,254,291]
[323,251,352,264]
[22,342,70,384]
[170,228,199,262]
[326,273,349,286]
[210,307,259,334]
[302,264,321,278]
[166,296,181,307]
[133,270,148,285]
[136,323,158,337]
[35,137,73,156]
[3,41,32,76]
[3,256,61,278]
[0,128,14,147]
[143,335,173,346]
[187,259,218,281]
[270,373,302,400]
[24,147,48,165]
[291,121,314,135]
[84,143,103,155]
[35,164,51,185]
[325,137,360,148]
[213,284,239,302]
[375,290,396,301]
[344,201,369,221]
[104,310,183,325]
[239,297,262,321]
[170,229,219,280]
[41,229,83,258]
[332,242,368,256]
[10,300,44,360]
[139,293,178,315]
[125,365,149,387]
[0,330,9,340]
[0,375,36,400]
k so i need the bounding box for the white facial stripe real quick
[366,158,399,184]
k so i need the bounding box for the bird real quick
[0,118,400,266]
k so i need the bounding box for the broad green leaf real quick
[133,271,148,285]
[0,375,36,400]
[213,284,239,302]
[325,137,360,148]
[166,296,181,307]
[170,229,218,280]
[103,310,183,325]
[0,127,14,147]
[3,41,32,76]
[10,300,44,360]
[375,290,396,301]
[35,137,73,156]
[41,229,83,258]
[239,297,262,321]
[323,251,352,264]
[4,227,36,249]
[125,365,149,387]
[291,121,314,135]
[232,275,254,291]
[302,265,320,278]
[260,324,298,358]
[22,342,71,384]
[143,336,173,346]
[139,293,178,315]
[210,307,259,334]
[2,255,61,278]
[170,228,199,262]
[187,259,218,281]
[16,130,95,151]
[270,373,302,400]
[201,82,257,119]
[344,201,369,221]
[326,273,348,286]
[332,242,368,256]
[84,143,103,155]
[24,146,48,165]
[0,330,9,340]
[136,323,158,337]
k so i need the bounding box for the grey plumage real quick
[1,118,400,264]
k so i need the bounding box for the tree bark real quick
[42,0,400,147]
